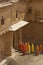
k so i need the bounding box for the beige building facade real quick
[1,0,43,61]
[0,1,17,61]
[12,0,43,45]
[0,0,27,61]
[22,0,43,43]
[0,3,12,61]
[11,0,43,50]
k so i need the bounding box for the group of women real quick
[18,41,43,55]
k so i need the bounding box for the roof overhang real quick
[39,20,43,22]
[0,28,8,35]
[0,2,13,8]
[10,0,19,3]
[9,20,29,31]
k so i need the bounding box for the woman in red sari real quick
[39,44,43,54]
[18,41,23,51]
[22,43,26,55]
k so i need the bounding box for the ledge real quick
[0,2,13,8]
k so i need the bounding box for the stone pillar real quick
[4,31,13,57]
[0,35,5,61]
[19,28,22,41]
[14,31,18,49]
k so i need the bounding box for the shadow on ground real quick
[3,58,18,65]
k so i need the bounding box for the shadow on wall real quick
[22,22,43,43]
[19,0,26,2]
[24,7,32,21]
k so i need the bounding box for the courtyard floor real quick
[1,50,43,65]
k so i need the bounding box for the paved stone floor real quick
[1,51,43,65]
[15,53,43,65]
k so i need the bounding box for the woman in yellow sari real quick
[31,43,34,53]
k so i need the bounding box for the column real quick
[19,28,22,41]
[14,31,18,49]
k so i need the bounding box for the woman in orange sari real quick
[27,42,31,54]
[36,44,40,55]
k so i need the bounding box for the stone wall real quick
[24,1,43,21]
[0,5,12,31]
[0,31,13,61]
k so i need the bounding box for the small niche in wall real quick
[28,7,32,14]
[1,16,5,25]
[1,50,3,54]
[16,11,18,18]
[34,11,40,22]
